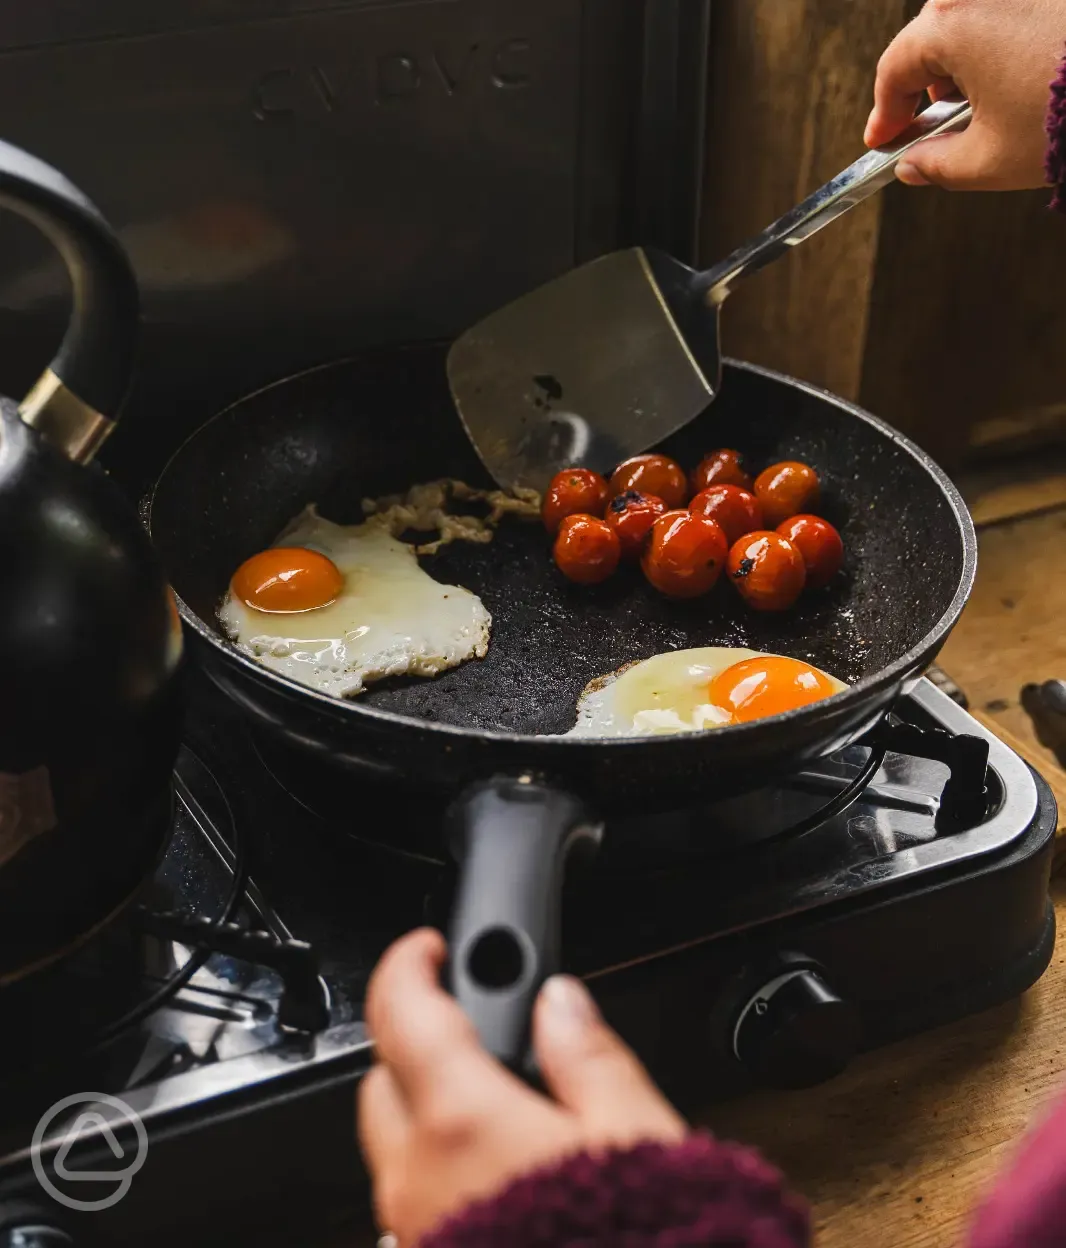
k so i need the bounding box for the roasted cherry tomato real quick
[690,448,754,495]
[553,513,621,584]
[641,510,728,599]
[541,468,610,534]
[608,454,688,509]
[603,490,668,558]
[753,460,821,528]
[727,531,806,611]
[776,514,843,589]
[688,484,764,545]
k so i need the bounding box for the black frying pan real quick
[147,343,976,1066]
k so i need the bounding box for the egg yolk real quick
[231,546,343,613]
[708,656,839,723]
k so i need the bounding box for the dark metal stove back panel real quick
[0,0,708,490]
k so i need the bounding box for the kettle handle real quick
[0,139,138,462]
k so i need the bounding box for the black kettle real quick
[0,142,182,983]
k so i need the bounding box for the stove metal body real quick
[0,0,709,497]
[0,678,1055,1245]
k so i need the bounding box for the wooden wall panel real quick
[700,0,909,401]
[701,0,1066,470]
[860,185,1066,467]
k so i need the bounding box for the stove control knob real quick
[733,967,859,1089]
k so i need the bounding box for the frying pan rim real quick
[147,351,977,750]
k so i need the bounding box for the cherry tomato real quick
[753,460,821,528]
[727,531,806,611]
[690,448,754,495]
[641,510,728,599]
[608,454,688,509]
[541,468,610,534]
[688,484,764,545]
[553,513,621,584]
[603,490,668,558]
[776,514,844,589]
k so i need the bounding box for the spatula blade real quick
[446,247,715,494]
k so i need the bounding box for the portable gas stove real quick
[0,670,1054,1247]
[1,4,1049,1244]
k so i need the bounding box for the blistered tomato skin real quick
[608,454,688,509]
[641,510,729,599]
[604,490,668,558]
[776,514,844,589]
[753,461,821,528]
[690,448,754,495]
[553,514,622,584]
[727,531,806,611]
[541,468,611,534]
[689,484,764,545]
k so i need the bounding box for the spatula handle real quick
[696,96,972,306]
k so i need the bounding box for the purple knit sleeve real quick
[419,1132,809,1248]
[966,1086,1066,1248]
[1045,44,1066,210]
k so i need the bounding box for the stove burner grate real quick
[247,707,992,873]
[2,748,252,1076]
[83,754,253,1054]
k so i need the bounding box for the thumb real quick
[533,975,685,1144]
[894,125,998,190]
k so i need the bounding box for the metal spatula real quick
[448,96,971,493]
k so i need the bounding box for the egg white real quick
[564,646,848,738]
[218,505,491,698]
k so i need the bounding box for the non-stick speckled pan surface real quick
[149,344,974,806]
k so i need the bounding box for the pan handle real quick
[446,776,603,1075]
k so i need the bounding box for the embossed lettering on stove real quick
[252,38,532,120]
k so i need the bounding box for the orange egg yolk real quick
[231,546,343,613]
[708,656,838,723]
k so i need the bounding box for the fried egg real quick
[218,505,491,698]
[564,647,848,738]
